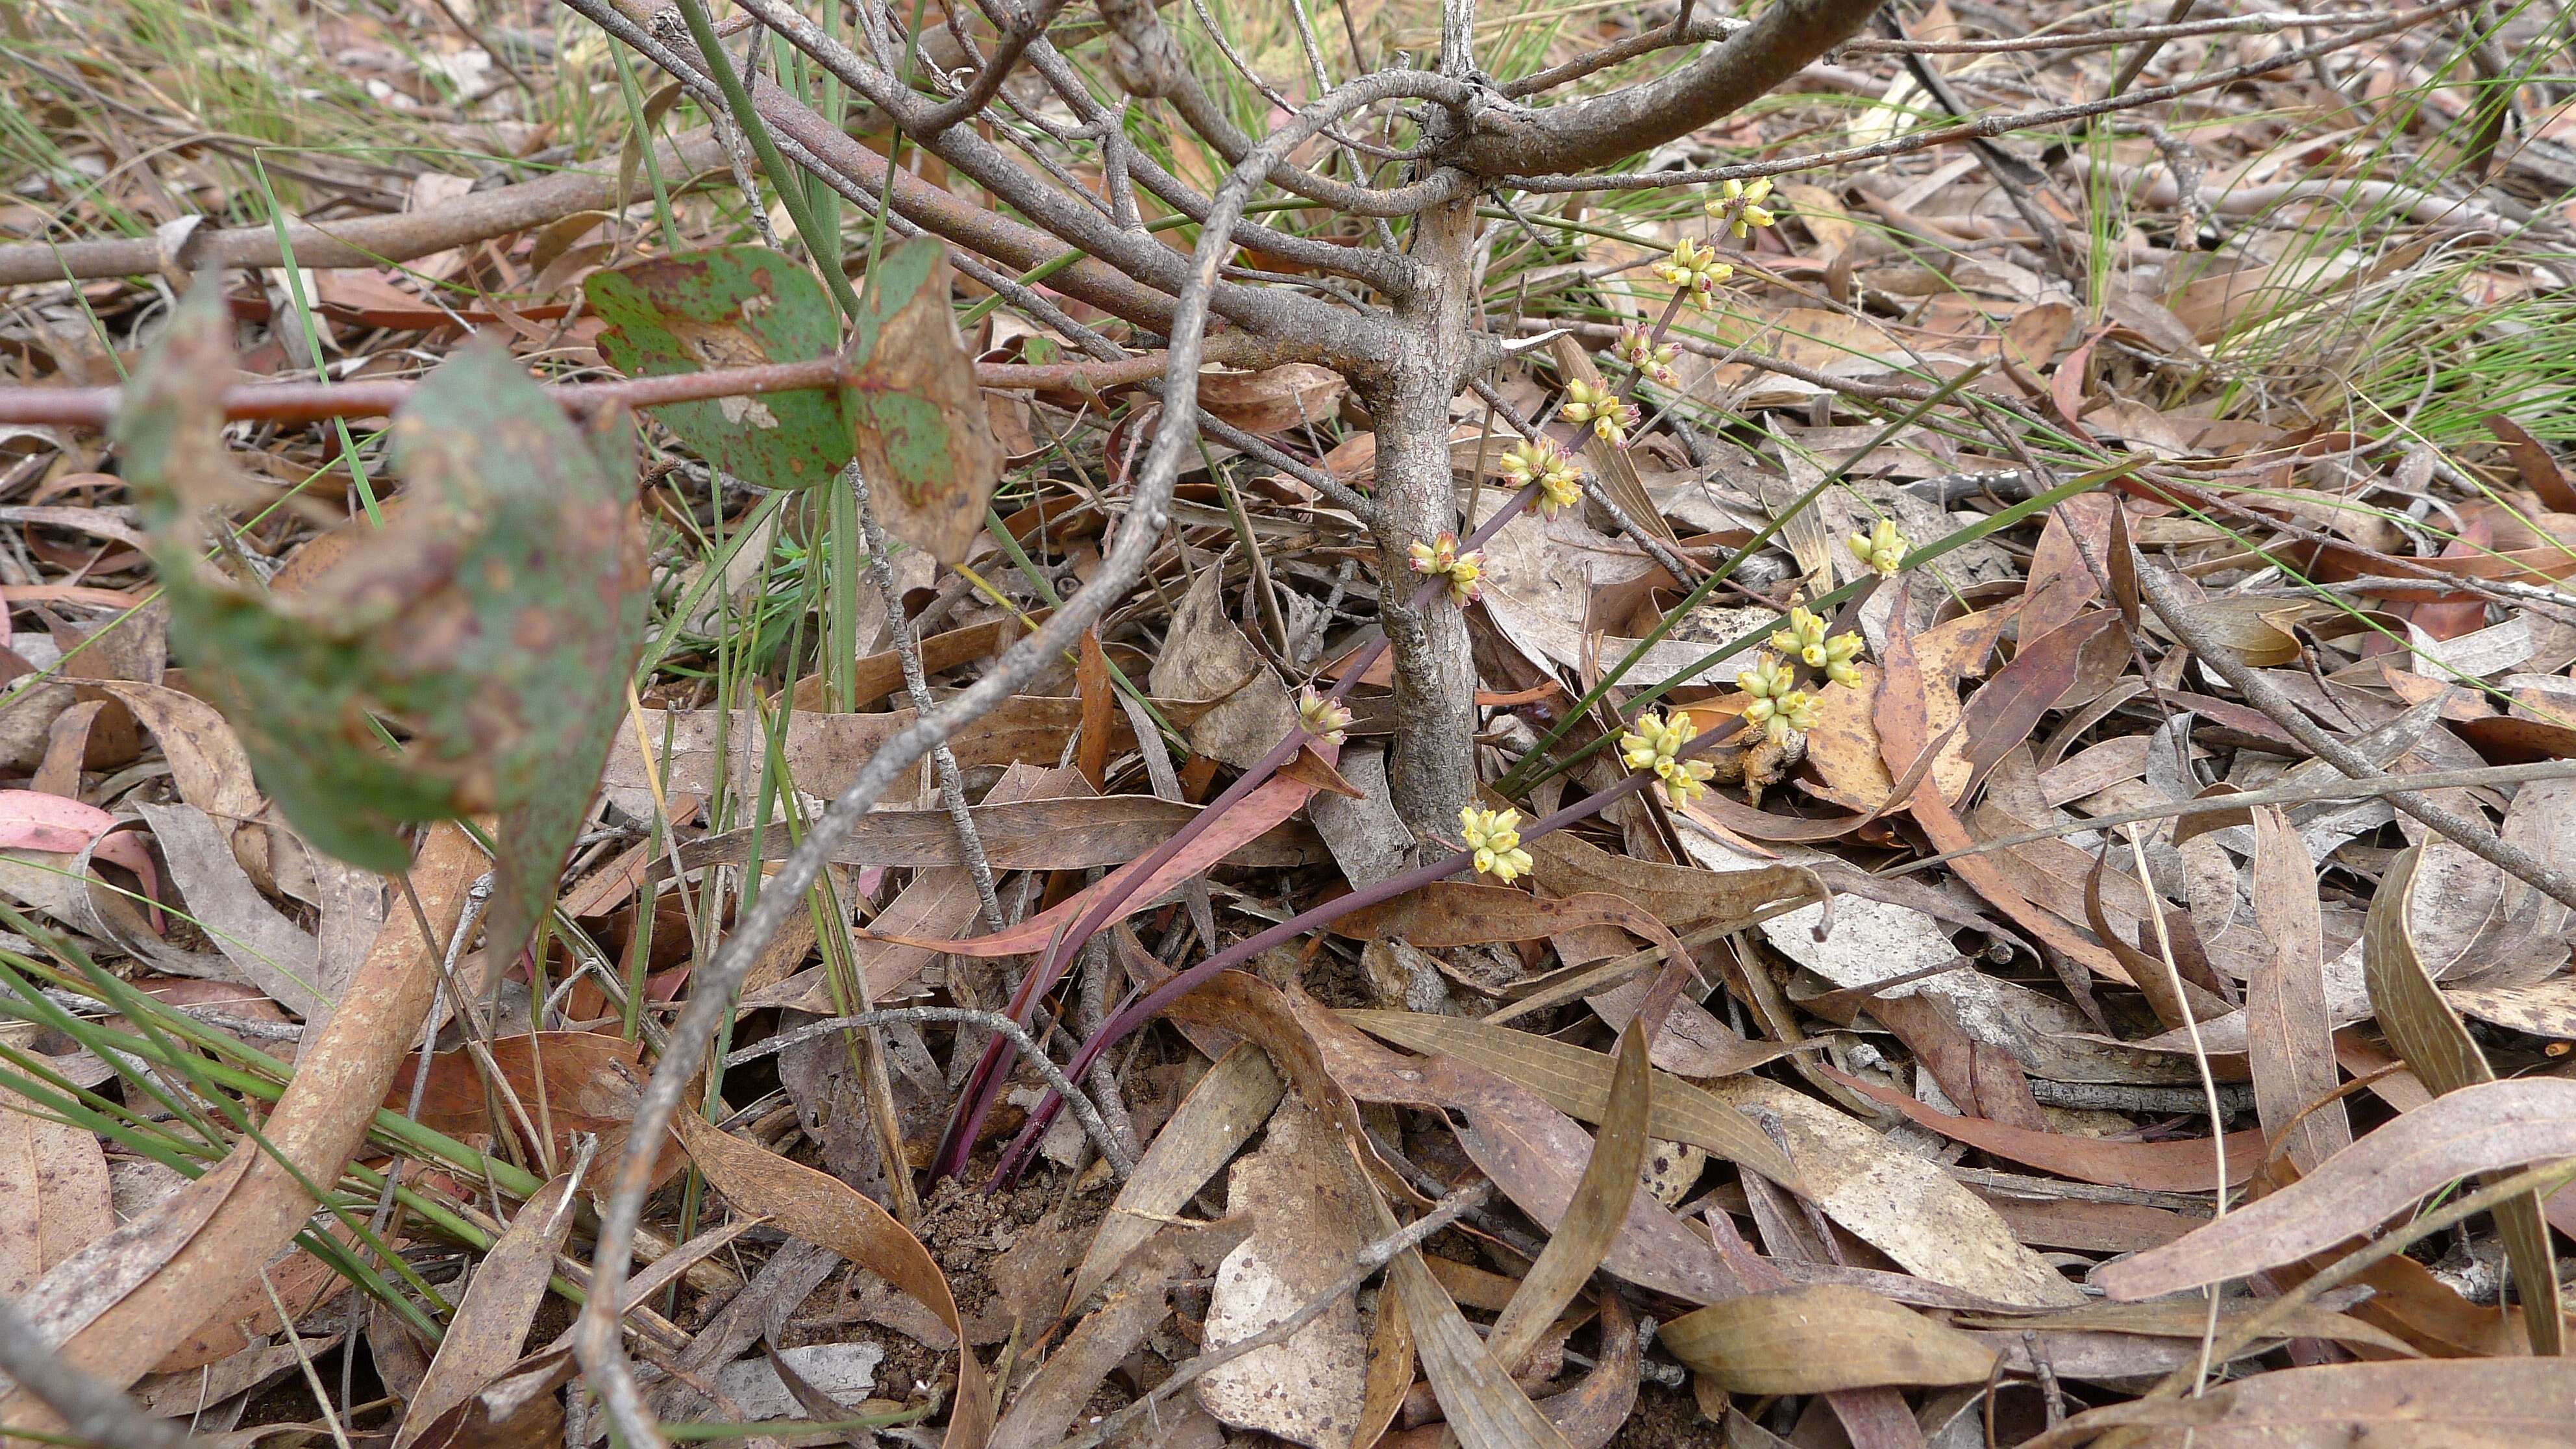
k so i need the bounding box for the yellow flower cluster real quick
[1849,517,1909,578]
[1620,710,1718,806]
[1561,378,1641,447]
[1497,437,1584,517]
[1652,237,1733,302]
[1407,530,1485,605]
[1769,605,1866,687]
[1459,806,1533,884]
[1298,689,1352,745]
[1739,650,1818,744]
[1613,323,1681,388]
[1705,177,1777,240]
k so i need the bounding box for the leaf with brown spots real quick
[116,286,649,960]
[847,236,1004,564]
[588,245,854,491]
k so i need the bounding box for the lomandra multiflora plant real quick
[538,4,1928,1436]
[14,0,2473,1439]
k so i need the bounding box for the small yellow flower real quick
[1611,323,1680,388]
[1459,806,1533,884]
[1822,630,1866,687]
[1298,689,1352,745]
[1739,650,1796,702]
[1705,177,1777,240]
[1498,437,1584,517]
[1770,606,1831,667]
[1559,378,1640,447]
[1848,517,1909,577]
[1618,710,1715,806]
[1651,237,1733,301]
[1764,688,1818,744]
[1407,530,1485,605]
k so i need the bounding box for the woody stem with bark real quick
[1373,193,1487,837]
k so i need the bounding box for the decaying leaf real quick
[1197,1098,1372,1449]
[116,286,648,961]
[588,244,854,491]
[847,236,1004,564]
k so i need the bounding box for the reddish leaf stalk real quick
[929,479,1546,1179]
[989,700,1758,1187]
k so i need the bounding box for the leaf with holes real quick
[587,245,852,491]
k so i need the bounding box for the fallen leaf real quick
[1663,1285,1997,1394]
[1198,1098,1373,1449]
[395,1154,589,1448]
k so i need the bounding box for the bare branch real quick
[1451,0,1887,177]
[0,133,728,288]
[0,1296,203,1449]
[1497,0,2481,190]
[0,346,1278,430]
[2133,555,2576,913]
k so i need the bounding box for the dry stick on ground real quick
[724,1007,1135,1176]
[2132,554,2576,912]
[0,133,733,287]
[0,1297,203,1449]
[0,346,1263,429]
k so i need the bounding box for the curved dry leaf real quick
[669,1101,994,1449]
[0,1082,112,1300]
[1661,1285,1996,1394]
[2025,1357,2576,1447]
[0,823,482,1436]
[1069,1043,1283,1312]
[1383,1248,1574,1449]
[2098,1076,2576,1300]
[1196,363,1347,435]
[1691,1076,2087,1309]
[1335,1010,1797,1187]
[2244,806,2350,1174]
[395,1156,589,1449]
[134,801,325,1019]
[2445,978,2576,1039]
[2359,843,2562,1352]
[1483,1024,1646,1374]
[1329,884,1684,962]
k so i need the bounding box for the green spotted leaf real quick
[118,284,649,961]
[586,245,850,491]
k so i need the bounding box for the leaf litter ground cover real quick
[5,0,2576,1444]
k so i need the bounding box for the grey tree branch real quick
[0,1296,202,1449]
[1450,0,1890,177]
[2132,555,2576,913]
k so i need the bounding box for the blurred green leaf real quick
[117,284,648,961]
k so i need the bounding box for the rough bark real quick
[1372,192,1482,838]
